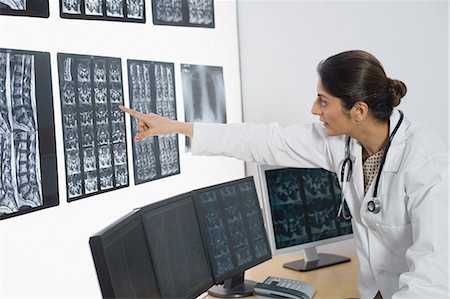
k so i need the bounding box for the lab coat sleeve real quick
[191,122,336,170]
[393,155,449,298]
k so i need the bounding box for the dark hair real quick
[316,50,407,122]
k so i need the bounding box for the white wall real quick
[0,1,448,297]
[0,1,244,298]
[237,0,448,256]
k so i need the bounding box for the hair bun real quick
[387,78,407,107]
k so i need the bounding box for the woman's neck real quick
[352,120,389,159]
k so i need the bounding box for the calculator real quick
[254,276,317,299]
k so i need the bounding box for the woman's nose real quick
[311,100,320,115]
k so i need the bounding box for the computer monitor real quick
[89,209,161,298]
[140,192,214,299]
[257,165,353,272]
[193,177,272,297]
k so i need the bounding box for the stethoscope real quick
[337,110,404,220]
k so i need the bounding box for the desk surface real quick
[208,255,360,299]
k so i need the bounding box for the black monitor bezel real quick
[139,191,214,299]
[89,209,161,299]
[193,176,272,284]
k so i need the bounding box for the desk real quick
[208,255,359,299]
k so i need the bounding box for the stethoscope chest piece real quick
[367,198,382,214]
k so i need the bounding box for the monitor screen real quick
[258,165,353,271]
[140,192,214,299]
[89,210,160,298]
[193,177,271,291]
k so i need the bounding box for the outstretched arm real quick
[119,105,193,140]
[120,105,335,170]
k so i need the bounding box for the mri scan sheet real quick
[58,53,129,201]
[152,0,214,28]
[60,0,145,22]
[0,48,58,220]
[0,0,49,17]
[127,60,180,185]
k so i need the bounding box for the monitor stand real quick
[208,272,257,298]
[283,247,350,272]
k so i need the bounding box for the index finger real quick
[118,105,146,121]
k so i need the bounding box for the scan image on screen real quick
[194,177,271,296]
[127,60,179,185]
[141,193,213,299]
[259,165,352,271]
[0,48,58,220]
[90,177,271,298]
[58,53,129,201]
[266,167,352,249]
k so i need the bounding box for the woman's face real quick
[311,79,353,136]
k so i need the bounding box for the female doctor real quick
[120,50,448,298]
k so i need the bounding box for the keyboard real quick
[254,276,317,299]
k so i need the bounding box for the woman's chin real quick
[325,127,340,136]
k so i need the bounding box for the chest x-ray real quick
[127,60,180,185]
[0,49,58,220]
[58,53,129,201]
[181,64,226,151]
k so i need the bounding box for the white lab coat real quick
[191,109,449,298]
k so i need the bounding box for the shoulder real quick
[399,119,448,177]
[401,120,448,198]
[403,120,447,159]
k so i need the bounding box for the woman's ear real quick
[351,101,369,122]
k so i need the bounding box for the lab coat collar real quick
[348,138,364,200]
[382,108,406,173]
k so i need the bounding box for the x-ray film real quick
[152,0,214,28]
[0,48,58,220]
[60,0,145,22]
[58,53,129,202]
[265,168,353,249]
[127,60,180,185]
[0,0,49,17]
[181,64,226,151]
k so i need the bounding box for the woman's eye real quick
[319,98,327,106]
